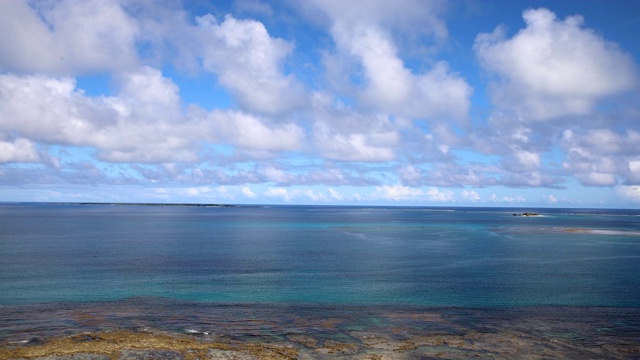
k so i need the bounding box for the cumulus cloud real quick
[615,185,640,204]
[264,187,347,202]
[475,7,637,121]
[0,138,40,163]
[462,190,481,202]
[0,0,139,74]
[0,66,306,164]
[305,0,471,121]
[196,14,307,115]
[561,129,640,186]
[242,186,257,199]
[426,187,454,202]
[0,68,204,163]
[0,1,638,206]
[374,184,424,201]
[398,164,422,186]
[205,110,305,157]
[312,99,400,161]
[0,1,307,115]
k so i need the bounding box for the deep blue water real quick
[1,203,639,308]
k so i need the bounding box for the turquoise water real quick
[2,203,640,350]
[1,203,639,307]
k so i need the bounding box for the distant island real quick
[73,202,240,208]
[513,212,540,217]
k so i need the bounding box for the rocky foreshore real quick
[2,328,638,360]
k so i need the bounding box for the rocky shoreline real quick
[2,327,638,360]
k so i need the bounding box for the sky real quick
[1,0,640,208]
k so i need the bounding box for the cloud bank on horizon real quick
[1,0,639,207]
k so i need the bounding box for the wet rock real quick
[32,355,110,360]
[118,349,184,360]
[320,340,360,355]
[207,349,257,359]
[513,212,540,217]
[287,335,319,349]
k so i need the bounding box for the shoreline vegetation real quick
[2,327,639,360]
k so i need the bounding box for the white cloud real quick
[242,186,257,199]
[303,0,448,42]
[561,129,640,186]
[184,186,212,197]
[0,138,40,163]
[475,8,637,121]
[196,14,307,115]
[426,187,454,202]
[513,151,541,171]
[261,166,294,183]
[0,66,308,165]
[0,68,206,163]
[328,188,344,201]
[321,10,471,120]
[615,185,640,204]
[263,187,336,202]
[264,187,292,201]
[398,164,422,185]
[0,0,139,74]
[206,110,305,156]
[374,185,424,201]
[300,0,472,119]
[461,190,481,202]
[313,109,399,162]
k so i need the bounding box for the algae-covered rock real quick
[119,349,184,360]
[207,349,257,360]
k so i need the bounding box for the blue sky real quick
[1,0,640,208]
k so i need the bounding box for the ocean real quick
[1,203,639,358]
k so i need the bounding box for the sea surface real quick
[1,203,640,356]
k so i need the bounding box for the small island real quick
[513,212,540,217]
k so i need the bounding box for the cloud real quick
[475,7,637,121]
[328,188,344,201]
[0,0,139,74]
[615,185,640,204]
[462,190,481,202]
[0,1,639,207]
[302,0,448,41]
[242,186,257,199]
[263,187,342,202]
[205,110,305,156]
[264,187,292,201]
[0,66,306,165]
[0,68,204,163]
[312,101,399,161]
[374,184,423,201]
[196,14,307,115]
[398,164,422,186]
[0,138,40,163]
[305,0,471,121]
[561,129,640,186]
[426,187,454,202]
